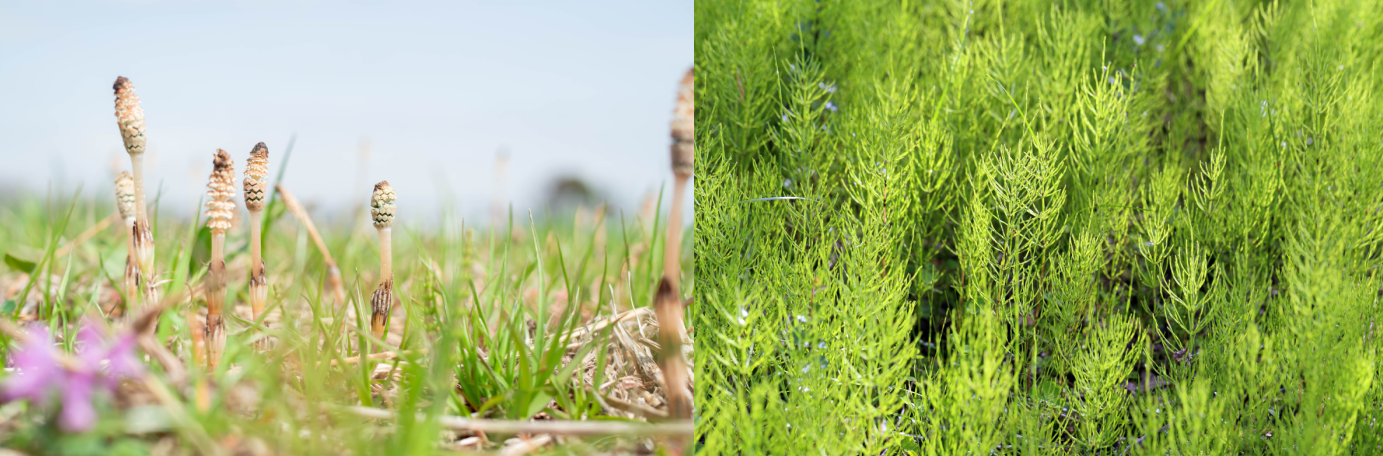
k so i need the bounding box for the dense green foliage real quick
[694,0,1383,453]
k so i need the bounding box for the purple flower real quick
[2,320,145,432]
[1,326,63,406]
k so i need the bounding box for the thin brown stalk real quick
[189,306,206,369]
[55,213,116,259]
[369,181,396,341]
[276,183,346,305]
[338,405,693,437]
[322,349,428,367]
[602,394,669,420]
[203,150,235,369]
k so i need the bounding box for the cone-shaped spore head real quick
[115,171,137,222]
[371,180,396,229]
[243,142,269,212]
[113,76,147,156]
[205,150,236,232]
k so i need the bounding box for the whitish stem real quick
[370,227,394,340]
[379,227,393,282]
[248,211,266,316]
[130,154,159,311]
[131,154,149,223]
[663,174,689,292]
[205,230,227,369]
[123,219,138,313]
[248,210,268,349]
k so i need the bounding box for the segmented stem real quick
[369,180,396,341]
[248,211,267,327]
[203,149,234,368]
[245,142,270,345]
[206,231,227,369]
[371,227,393,340]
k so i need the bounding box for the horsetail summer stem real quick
[203,149,235,368]
[369,180,396,340]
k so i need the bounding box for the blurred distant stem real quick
[205,230,227,369]
[663,174,689,292]
[276,184,346,305]
[658,171,692,448]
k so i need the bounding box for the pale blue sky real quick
[0,0,691,224]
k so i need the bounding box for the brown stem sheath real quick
[370,227,394,340]
[206,231,227,369]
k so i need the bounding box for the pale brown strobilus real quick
[243,142,271,347]
[656,68,694,454]
[115,172,138,311]
[203,150,236,369]
[114,77,159,309]
[369,181,397,341]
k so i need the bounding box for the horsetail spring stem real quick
[115,171,138,311]
[369,181,396,341]
[114,76,159,309]
[244,142,270,343]
[204,149,235,368]
[656,68,695,448]
[664,68,694,291]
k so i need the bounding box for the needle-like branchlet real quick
[114,76,159,309]
[204,149,236,369]
[244,142,270,347]
[369,181,396,341]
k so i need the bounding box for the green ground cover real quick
[694,0,1383,453]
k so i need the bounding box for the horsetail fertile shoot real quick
[115,171,138,310]
[369,181,396,340]
[203,149,235,368]
[664,68,694,290]
[244,142,270,340]
[656,68,694,431]
[114,76,158,307]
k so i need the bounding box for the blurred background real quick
[0,0,692,225]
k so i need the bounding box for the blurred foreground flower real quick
[1,320,144,432]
